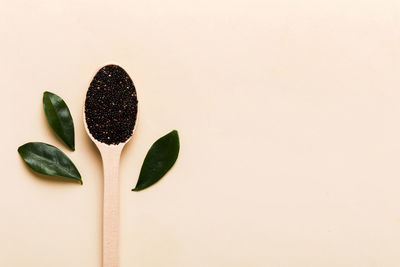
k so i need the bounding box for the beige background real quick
[1,0,400,266]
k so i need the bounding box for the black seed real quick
[85,64,138,145]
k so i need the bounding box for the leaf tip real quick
[43,91,51,98]
[170,130,179,142]
[17,143,29,155]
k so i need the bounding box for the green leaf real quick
[43,91,75,150]
[18,142,82,184]
[133,130,180,191]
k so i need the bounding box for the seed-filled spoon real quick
[84,64,138,267]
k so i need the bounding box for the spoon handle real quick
[101,148,122,267]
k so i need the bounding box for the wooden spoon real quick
[84,64,138,267]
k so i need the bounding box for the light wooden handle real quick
[101,148,122,267]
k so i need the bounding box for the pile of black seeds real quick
[85,64,138,145]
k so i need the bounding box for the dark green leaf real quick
[43,91,75,150]
[18,142,82,184]
[133,130,180,191]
